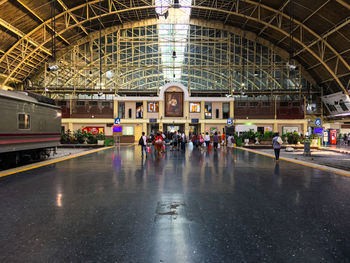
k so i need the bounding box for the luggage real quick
[138,137,144,146]
[147,146,151,153]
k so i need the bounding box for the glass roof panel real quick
[157,0,191,81]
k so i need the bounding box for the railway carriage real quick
[0,90,61,168]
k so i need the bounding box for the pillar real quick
[230,101,234,119]
[201,101,205,120]
[184,101,189,119]
[185,122,189,137]
[159,100,164,119]
[200,122,205,134]
[273,122,278,133]
[68,122,73,132]
[303,120,308,136]
[143,100,147,119]
[113,100,118,118]
[142,122,147,134]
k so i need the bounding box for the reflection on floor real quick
[1,145,350,262]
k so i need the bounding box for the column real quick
[159,100,164,119]
[68,122,73,132]
[230,101,234,119]
[113,100,118,118]
[184,101,189,119]
[142,122,147,134]
[201,101,205,120]
[143,100,147,119]
[303,120,308,136]
[273,122,278,133]
[200,122,205,134]
[185,122,189,137]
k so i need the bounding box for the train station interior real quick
[0,0,350,262]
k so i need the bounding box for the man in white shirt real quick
[141,132,148,157]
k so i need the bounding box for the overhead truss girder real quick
[0,0,347,94]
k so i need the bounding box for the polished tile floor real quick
[1,146,350,262]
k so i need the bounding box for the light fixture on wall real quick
[47,0,58,72]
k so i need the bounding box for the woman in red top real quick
[153,132,164,157]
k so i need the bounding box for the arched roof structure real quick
[0,0,349,94]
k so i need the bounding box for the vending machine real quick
[329,130,337,145]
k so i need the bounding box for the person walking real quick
[221,132,226,146]
[213,132,219,151]
[191,133,198,148]
[272,132,283,162]
[153,132,164,157]
[198,133,204,150]
[227,134,234,149]
[139,132,148,157]
[204,132,210,148]
[181,131,187,152]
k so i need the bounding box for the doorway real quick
[148,123,159,135]
[189,124,200,135]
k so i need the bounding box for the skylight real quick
[156,0,191,82]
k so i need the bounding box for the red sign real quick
[82,127,105,134]
[329,130,337,145]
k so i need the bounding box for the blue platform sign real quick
[114,117,121,125]
[314,127,323,134]
[149,118,157,123]
[191,119,199,123]
[315,118,321,126]
[227,118,233,125]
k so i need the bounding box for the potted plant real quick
[87,133,97,144]
[96,132,105,146]
[73,129,86,144]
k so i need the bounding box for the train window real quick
[292,102,300,107]
[76,101,85,106]
[58,101,67,106]
[18,114,30,130]
[250,102,259,107]
[262,102,271,107]
[89,101,98,106]
[102,101,110,106]
[238,102,246,107]
[280,102,289,107]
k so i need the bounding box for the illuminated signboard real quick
[82,127,104,134]
[148,102,159,113]
[189,102,201,113]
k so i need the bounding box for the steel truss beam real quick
[0,1,347,94]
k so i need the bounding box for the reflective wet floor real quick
[1,146,350,262]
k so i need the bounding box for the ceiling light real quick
[173,0,180,8]
[47,65,59,71]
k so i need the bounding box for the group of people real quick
[139,130,239,158]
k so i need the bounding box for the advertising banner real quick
[82,127,105,134]
[322,91,350,116]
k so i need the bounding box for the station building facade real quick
[60,82,307,142]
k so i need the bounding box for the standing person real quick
[204,132,210,148]
[227,134,234,149]
[139,132,148,157]
[177,130,182,151]
[191,133,198,148]
[171,131,178,151]
[198,133,204,149]
[221,132,226,146]
[181,131,187,151]
[213,132,219,151]
[272,132,283,162]
[153,132,164,157]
